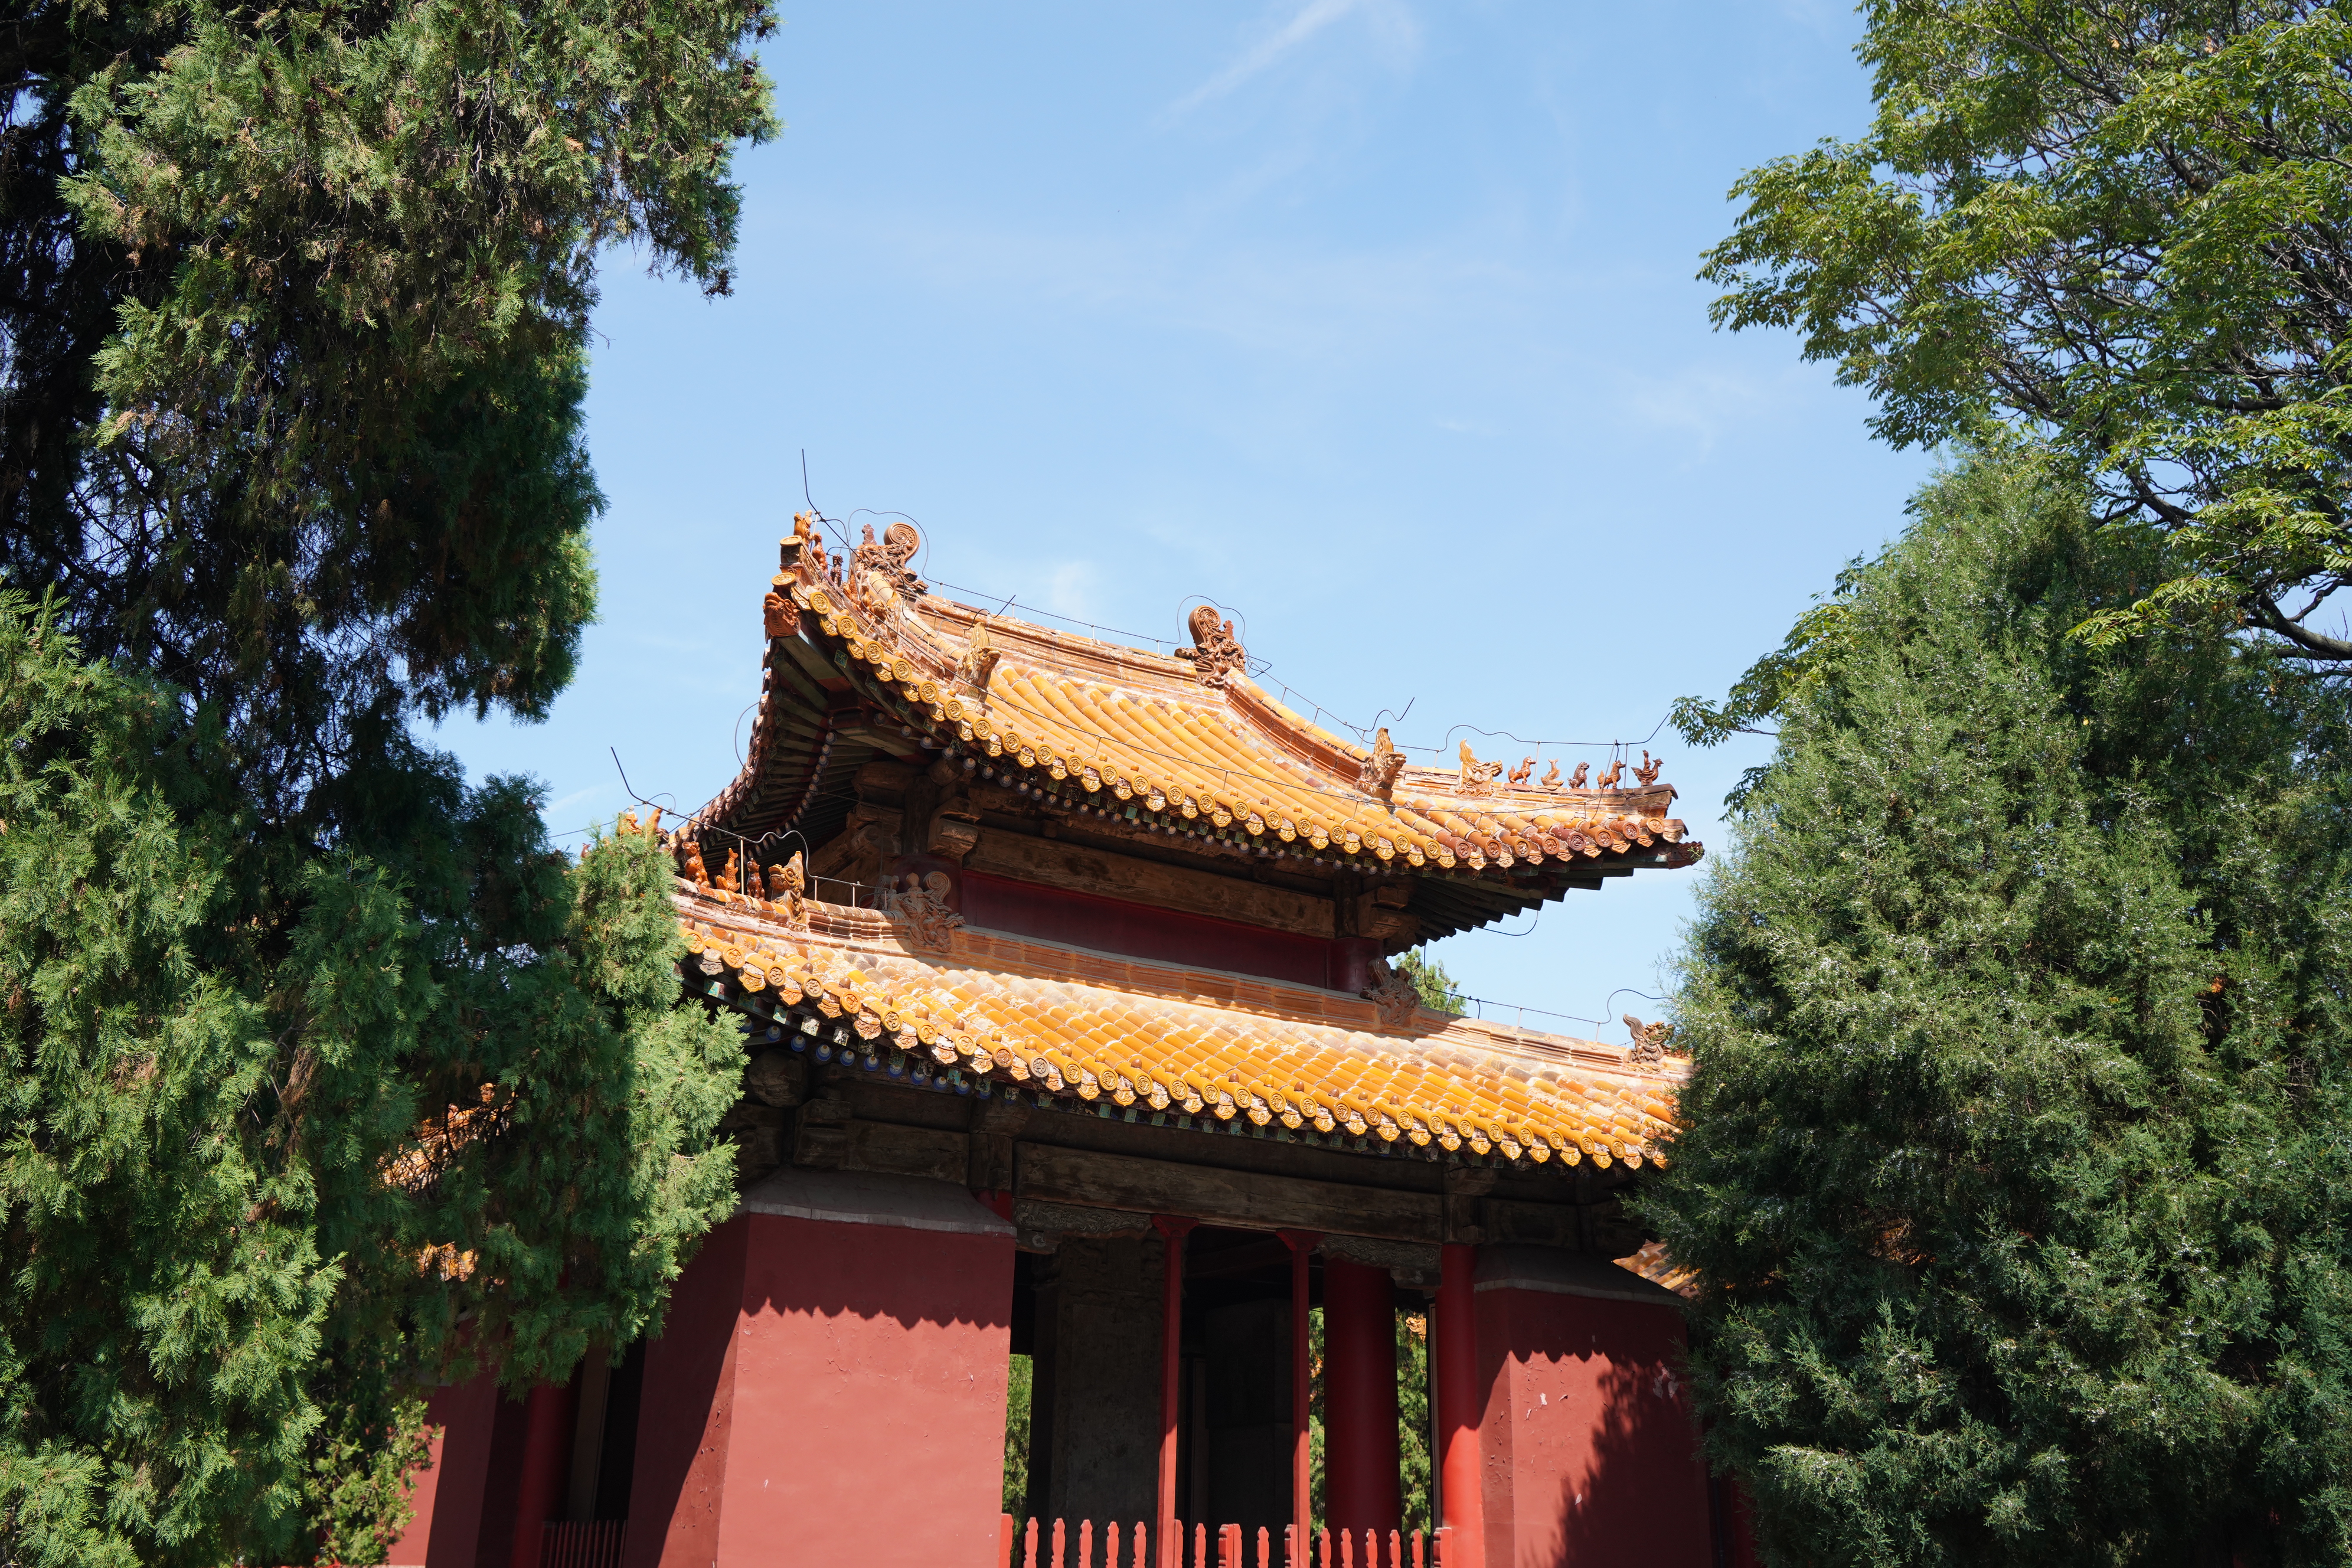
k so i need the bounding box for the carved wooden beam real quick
[1016,1144,1444,1244]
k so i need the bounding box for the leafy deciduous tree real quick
[1703,1,2352,663]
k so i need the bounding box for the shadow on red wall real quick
[1544,1338,1715,1567]
[623,1210,1014,1568]
[1475,1277,1716,1568]
[960,870,1368,990]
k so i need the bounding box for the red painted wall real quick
[384,1371,500,1568]
[1472,1282,1712,1568]
[625,1208,1015,1568]
[959,870,1353,989]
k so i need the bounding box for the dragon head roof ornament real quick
[851,520,927,602]
[1176,603,1247,687]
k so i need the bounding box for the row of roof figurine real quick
[820,514,1668,806]
[612,808,814,926]
[1450,741,1664,794]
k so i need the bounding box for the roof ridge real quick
[688,514,1704,945]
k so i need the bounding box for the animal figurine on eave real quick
[1457,741,1505,793]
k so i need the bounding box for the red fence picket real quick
[998,1515,1430,1568]
[537,1519,625,1568]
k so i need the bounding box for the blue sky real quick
[435,0,1935,1046]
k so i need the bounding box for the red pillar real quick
[1154,1216,1198,1568]
[625,1198,1014,1567]
[1473,1250,1711,1566]
[507,1377,577,1567]
[1435,1245,1484,1568]
[1322,1257,1401,1538]
[1278,1231,1321,1559]
[382,1370,501,1567]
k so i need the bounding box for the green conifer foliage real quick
[5,0,775,809]
[3,0,771,1557]
[1646,448,2352,1566]
[0,599,743,1566]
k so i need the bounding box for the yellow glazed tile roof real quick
[773,574,1694,878]
[687,522,1703,912]
[675,881,1685,1170]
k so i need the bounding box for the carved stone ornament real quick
[762,587,799,639]
[1622,1013,1677,1065]
[1456,741,1504,796]
[1634,749,1665,787]
[850,520,927,600]
[956,619,1002,695]
[1540,759,1562,788]
[1566,761,1589,789]
[1357,727,1406,798]
[1175,604,1247,687]
[1595,757,1625,790]
[851,566,900,627]
[1360,958,1420,1030]
[779,511,824,571]
[762,853,811,932]
[888,870,964,952]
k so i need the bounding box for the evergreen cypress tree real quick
[2,1,772,1560]
[0,598,744,1566]
[1650,446,2352,1566]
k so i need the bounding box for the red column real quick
[625,1206,1014,1567]
[1434,1246,1484,1568]
[382,1370,501,1567]
[1154,1216,1198,1568]
[1472,1255,1712,1566]
[507,1376,577,1567]
[1278,1230,1321,1559]
[1322,1257,1400,1538]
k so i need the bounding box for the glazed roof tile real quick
[778,577,1691,876]
[675,881,1685,1170]
[697,524,1703,938]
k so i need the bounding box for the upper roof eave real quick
[695,522,1704,901]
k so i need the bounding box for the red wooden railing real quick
[999,1515,1445,1568]
[539,1519,626,1567]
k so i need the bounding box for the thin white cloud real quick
[1041,561,1103,624]
[795,196,1534,367]
[1170,0,1399,115]
[550,783,609,815]
[1616,362,1838,459]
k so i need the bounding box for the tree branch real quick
[2247,592,2352,660]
